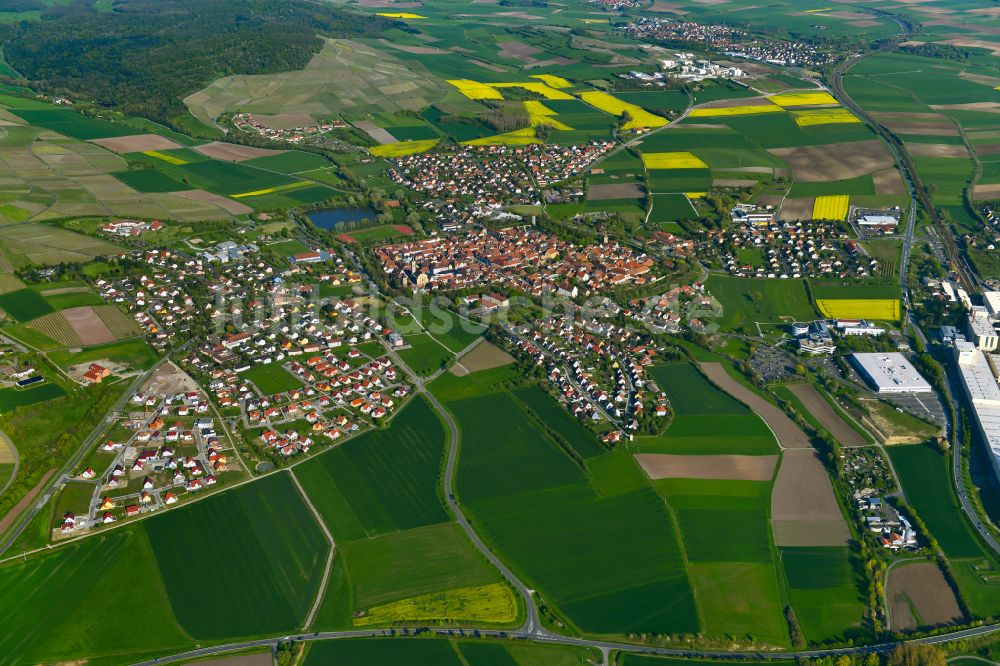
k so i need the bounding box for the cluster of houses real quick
[860,497,919,550]
[100,219,165,237]
[60,389,236,536]
[626,284,720,334]
[377,227,656,295]
[504,314,667,437]
[622,17,835,67]
[387,142,613,208]
[232,112,346,144]
[715,215,879,279]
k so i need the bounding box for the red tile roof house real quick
[82,363,111,384]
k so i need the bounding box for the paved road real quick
[134,618,1000,666]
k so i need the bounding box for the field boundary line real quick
[289,468,336,631]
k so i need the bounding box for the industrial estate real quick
[0,0,998,665]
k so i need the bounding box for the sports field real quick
[145,473,329,639]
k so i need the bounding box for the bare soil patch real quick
[873,168,906,195]
[821,10,868,19]
[976,144,1000,156]
[907,142,969,158]
[849,19,880,27]
[353,121,398,145]
[699,362,812,448]
[451,340,513,375]
[649,0,688,13]
[931,101,1000,111]
[778,197,814,222]
[143,360,201,395]
[940,38,1000,56]
[771,449,850,546]
[497,40,543,61]
[252,113,318,130]
[787,383,866,446]
[174,190,253,215]
[193,142,287,162]
[0,469,54,535]
[887,562,963,631]
[588,183,645,200]
[713,178,757,187]
[89,134,182,153]
[378,39,446,55]
[974,183,1000,200]
[62,306,115,345]
[40,286,92,296]
[769,140,893,181]
[635,453,777,480]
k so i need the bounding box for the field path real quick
[289,468,336,631]
[698,362,812,449]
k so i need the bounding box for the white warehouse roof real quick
[850,352,932,393]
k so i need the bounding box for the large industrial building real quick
[850,353,933,394]
[953,341,1000,483]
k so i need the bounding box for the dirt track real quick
[787,383,866,447]
[0,469,54,536]
[698,362,812,449]
[887,562,963,631]
[635,453,777,480]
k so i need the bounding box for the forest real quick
[4,0,393,125]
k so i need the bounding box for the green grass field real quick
[295,396,448,541]
[888,444,985,559]
[638,364,777,455]
[145,473,329,639]
[705,275,818,331]
[47,339,158,370]
[449,390,699,635]
[0,382,65,412]
[399,333,454,375]
[513,384,605,459]
[238,363,304,395]
[0,529,190,663]
[780,546,866,644]
[0,288,54,322]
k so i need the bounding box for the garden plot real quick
[771,450,850,547]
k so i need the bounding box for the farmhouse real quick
[82,363,111,384]
[850,353,932,394]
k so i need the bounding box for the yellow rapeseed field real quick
[817,299,901,320]
[686,191,707,198]
[812,195,850,220]
[689,104,783,117]
[463,127,540,146]
[523,101,572,130]
[578,91,668,129]
[769,91,839,107]
[369,139,440,157]
[375,12,426,18]
[141,150,187,165]
[447,79,504,100]
[354,582,518,627]
[641,151,708,169]
[232,181,312,199]
[530,74,572,89]
[792,108,860,127]
[491,82,574,100]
